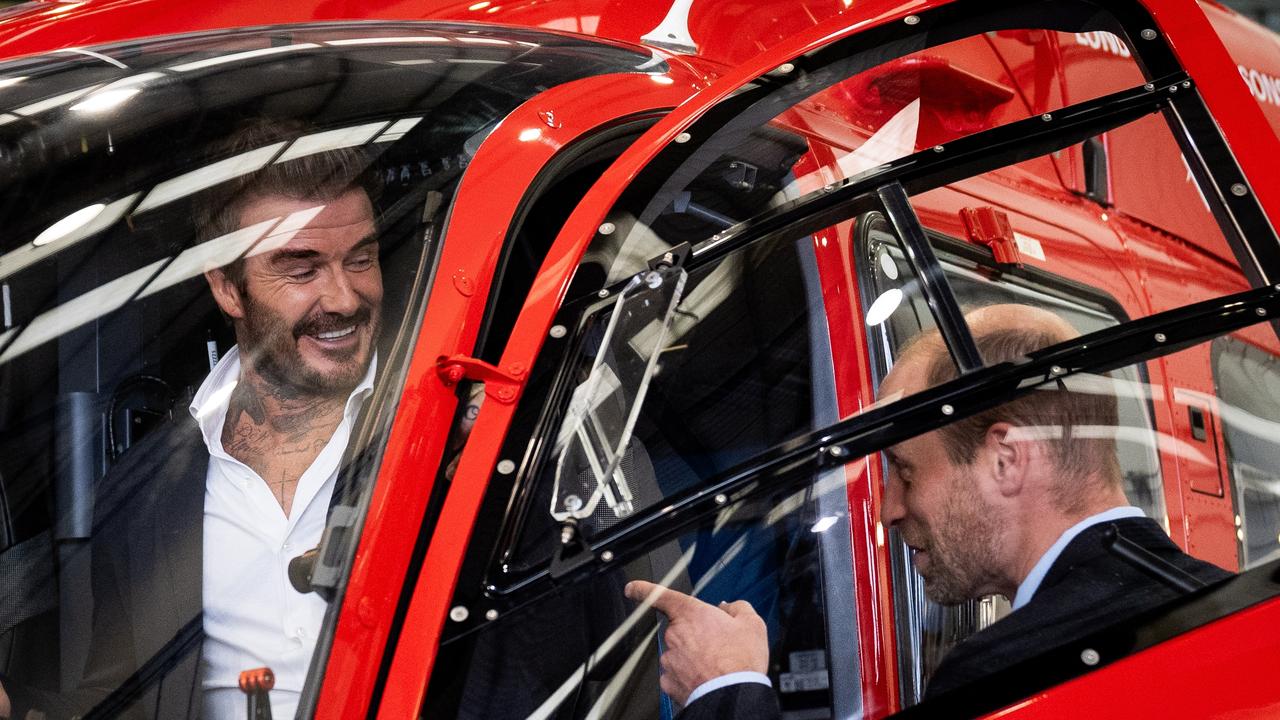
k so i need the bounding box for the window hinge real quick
[435,354,526,404]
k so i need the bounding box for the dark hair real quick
[198,119,382,289]
[924,320,1122,512]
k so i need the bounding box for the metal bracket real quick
[436,354,526,404]
[647,241,692,271]
[549,518,595,581]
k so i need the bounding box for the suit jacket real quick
[11,417,207,719]
[679,517,1229,719]
[923,516,1230,698]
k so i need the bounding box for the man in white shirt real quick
[625,304,1228,719]
[194,148,382,718]
[1,124,384,720]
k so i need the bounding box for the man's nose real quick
[880,474,905,528]
[318,265,360,315]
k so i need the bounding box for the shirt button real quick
[283,543,292,552]
[295,626,308,639]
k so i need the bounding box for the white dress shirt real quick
[190,346,375,719]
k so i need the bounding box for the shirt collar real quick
[189,345,377,454]
[1012,505,1146,610]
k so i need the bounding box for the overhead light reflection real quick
[276,121,389,162]
[0,194,138,282]
[518,127,542,142]
[374,117,423,143]
[69,71,165,113]
[135,142,284,214]
[326,36,451,45]
[468,1,491,9]
[879,252,899,280]
[33,204,106,246]
[14,86,96,116]
[649,74,674,85]
[865,288,904,326]
[56,47,127,69]
[810,515,840,533]
[0,76,27,89]
[70,87,140,112]
[0,206,324,366]
[169,43,319,73]
[457,37,509,45]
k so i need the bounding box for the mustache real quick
[293,306,374,338]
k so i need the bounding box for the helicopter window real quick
[431,3,1280,718]
[858,215,1167,704]
[427,147,858,720]
[0,23,657,719]
[1212,336,1280,569]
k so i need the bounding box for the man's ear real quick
[205,267,246,320]
[984,422,1027,498]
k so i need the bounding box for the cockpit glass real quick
[0,22,656,719]
[551,261,689,527]
[453,1,1280,717]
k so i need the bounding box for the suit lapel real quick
[1037,517,1167,593]
[149,419,207,644]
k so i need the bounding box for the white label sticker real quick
[788,650,827,673]
[1013,232,1046,262]
[779,670,830,693]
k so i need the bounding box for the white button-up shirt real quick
[190,346,375,719]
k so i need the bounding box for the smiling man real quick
[624,304,1229,719]
[194,143,382,718]
[1,122,384,720]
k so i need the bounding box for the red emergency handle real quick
[239,667,275,720]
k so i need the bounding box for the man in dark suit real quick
[626,304,1229,717]
[1,123,384,719]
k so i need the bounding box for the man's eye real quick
[346,254,374,271]
[889,459,912,484]
[285,266,317,281]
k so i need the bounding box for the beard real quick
[238,293,380,398]
[907,470,1005,606]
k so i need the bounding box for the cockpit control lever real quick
[239,667,275,720]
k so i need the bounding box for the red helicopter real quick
[0,0,1277,718]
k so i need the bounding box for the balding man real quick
[626,304,1229,718]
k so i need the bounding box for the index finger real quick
[625,580,701,617]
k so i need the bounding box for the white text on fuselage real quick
[1074,32,1280,110]
[1237,65,1280,108]
[1073,32,1131,59]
